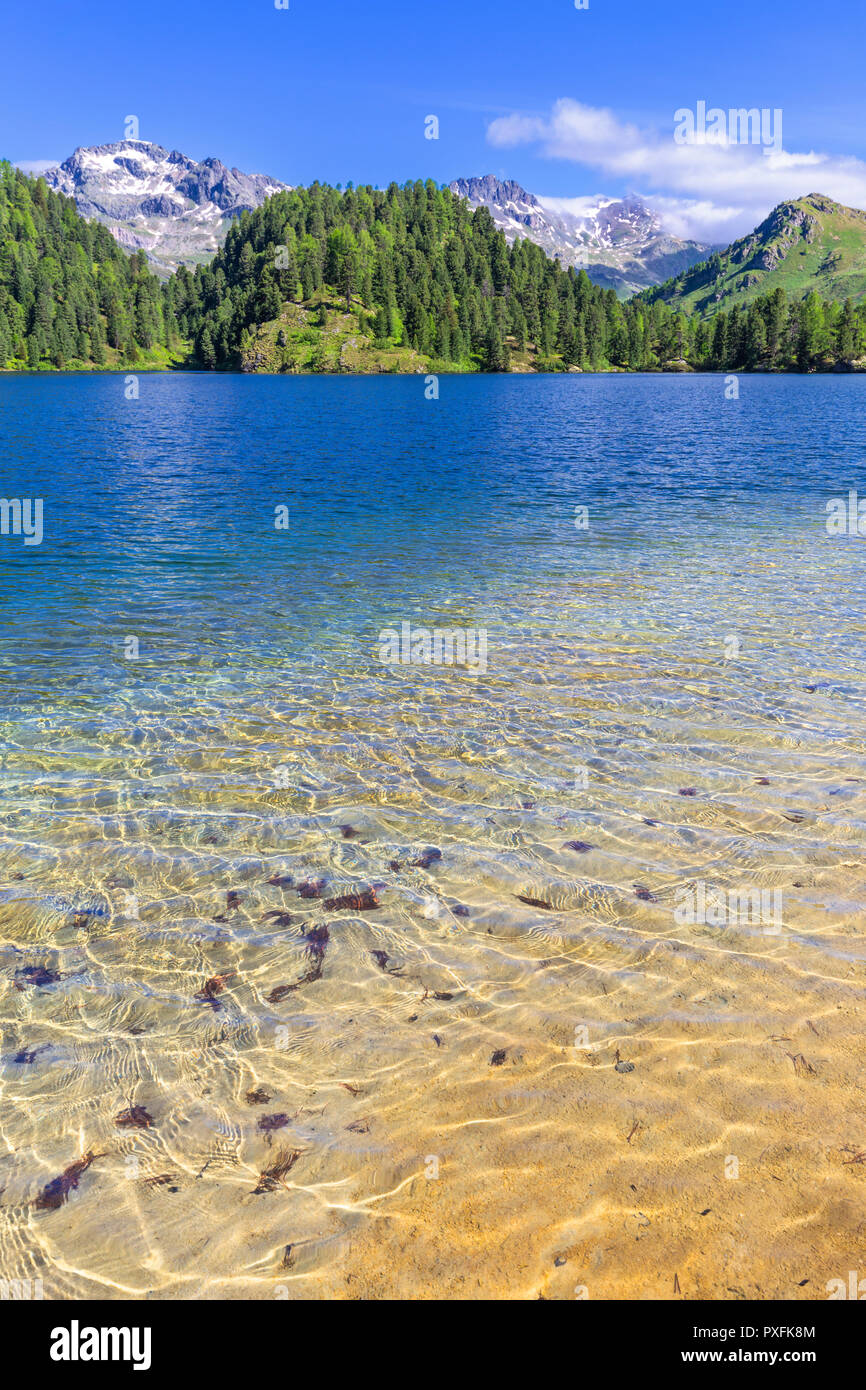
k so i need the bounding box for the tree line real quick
[642,286,866,372]
[2,164,866,374]
[0,160,170,370]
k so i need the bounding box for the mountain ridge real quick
[644,193,866,315]
[449,175,715,295]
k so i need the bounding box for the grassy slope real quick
[646,194,866,317]
[236,287,551,375]
[2,342,186,373]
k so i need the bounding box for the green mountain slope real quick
[644,194,866,318]
[0,160,182,370]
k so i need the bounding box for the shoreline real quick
[3,364,866,378]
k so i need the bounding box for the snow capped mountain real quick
[44,141,289,275]
[39,148,712,292]
[450,176,716,296]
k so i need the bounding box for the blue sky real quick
[4,0,866,240]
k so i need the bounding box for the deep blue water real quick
[0,372,864,689]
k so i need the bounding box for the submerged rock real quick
[14,965,61,989]
[115,1105,153,1130]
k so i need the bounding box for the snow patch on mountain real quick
[450,176,717,296]
[44,141,289,275]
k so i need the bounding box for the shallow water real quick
[0,373,864,1299]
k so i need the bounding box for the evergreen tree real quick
[198,324,216,369]
[484,322,509,372]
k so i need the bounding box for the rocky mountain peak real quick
[450,176,714,296]
[43,140,289,275]
[450,175,540,210]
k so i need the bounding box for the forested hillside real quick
[0,160,177,370]
[168,179,702,373]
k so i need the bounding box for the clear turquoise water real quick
[0,373,864,1299]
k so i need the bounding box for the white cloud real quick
[487,99,866,242]
[538,194,617,219]
[644,197,749,245]
[14,160,61,175]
